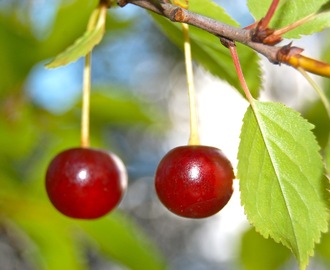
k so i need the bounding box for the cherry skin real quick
[155,145,234,218]
[45,147,127,219]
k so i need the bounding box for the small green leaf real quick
[247,0,330,38]
[151,0,262,97]
[238,101,328,269]
[45,4,107,68]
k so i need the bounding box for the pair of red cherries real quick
[46,145,234,219]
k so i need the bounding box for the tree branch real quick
[117,0,281,64]
[116,0,330,78]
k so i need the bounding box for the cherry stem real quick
[81,52,92,148]
[225,39,254,105]
[181,23,200,145]
[297,67,330,119]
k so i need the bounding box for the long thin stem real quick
[298,67,330,119]
[261,0,280,29]
[81,52,92,148]
[227,41,254,105]
[182,23,200,145]
[272,13,316,37]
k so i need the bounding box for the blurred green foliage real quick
[0,0,329,269]
[0,1,166,269]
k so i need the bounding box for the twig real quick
[117,0,330,78]
[118,0,281,64]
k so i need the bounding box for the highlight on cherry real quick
[45,147,127,219]
[155,145,234,218]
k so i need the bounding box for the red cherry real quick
[155,145,234,218]
[45,148,127,219]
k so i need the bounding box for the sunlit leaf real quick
[39,0,97,58]
[238,101,328,269]
[247,0,330,38]
[45,4,107,68]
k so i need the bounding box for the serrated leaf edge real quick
[239,101,328,270]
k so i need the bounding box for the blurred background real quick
[0,0,329,269]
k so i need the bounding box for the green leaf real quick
[237,101,328,269]
[247,0,330,38]
[240,227,291,270]
[78,213,166,270]
[45,4,107,68]
[151,0,262,98]
[39,0,98,59]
